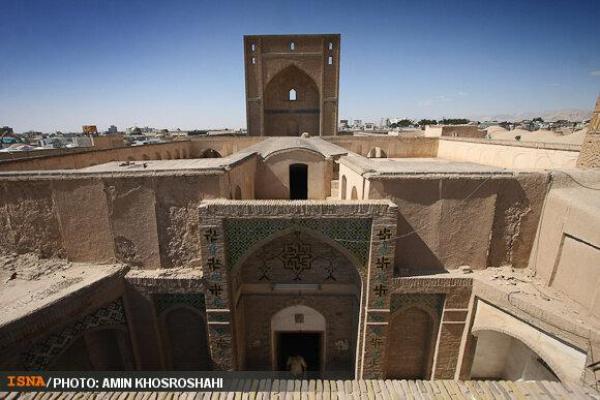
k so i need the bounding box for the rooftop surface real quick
[241,136,348,159]
[342,156,514,177]
[1,379,595,399]
[0,254,126,328]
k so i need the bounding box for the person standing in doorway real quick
[287,354,307,377]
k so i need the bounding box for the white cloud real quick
[418,95,452,107]
[591,70,600,76]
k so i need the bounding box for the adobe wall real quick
[92,135,126,149]
[437,137,580,169]
[325,136,438,158]
[225,156,258,199]
[255,149,333,200]
[0,147,88,161]
[424,125,485,138]
[0,141,192,171]
[367,173,548,272]
[0,171,225,268]
[339,162,367,200]
[527,170,600,318]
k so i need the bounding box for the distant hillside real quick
[469,108,592,122]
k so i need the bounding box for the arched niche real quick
[385,306,438,379]
[367,147,387,158]
[160,305,211,370]
[234,185,242,200]
[201,148,222,158]
[264,65,320,136]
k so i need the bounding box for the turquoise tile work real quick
[224,217,372,270]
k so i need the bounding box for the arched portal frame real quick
[231,226,365,376]
[197,200,398,378]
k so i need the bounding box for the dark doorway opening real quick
[289,163,308,199]
[277,332,321,372]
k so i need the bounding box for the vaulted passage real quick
[264,65,320,136]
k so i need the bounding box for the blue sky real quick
[1,0,599,132]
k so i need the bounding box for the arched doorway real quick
[289,163,308,199]
[271,305,326,374]
[264,65,320,136]
[234,229,362,377]
[350,186,358,200]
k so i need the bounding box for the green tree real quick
[418,119,437,126]
[188,130,208,136]
[440,118,470,125]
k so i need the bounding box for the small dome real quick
[301,132,310,138]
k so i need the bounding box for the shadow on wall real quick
[48,327,134,371]
[394,213,445,276]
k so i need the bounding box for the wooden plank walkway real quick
[2,379,599,400]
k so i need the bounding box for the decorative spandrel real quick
[224,218,372,270]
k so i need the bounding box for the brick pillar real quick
[360,210,397,378]
[199,215,234,371]
[432,287,471,379]
[577,96,600,168]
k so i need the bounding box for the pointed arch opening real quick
[233,228,362,377]
[264,65,320,136]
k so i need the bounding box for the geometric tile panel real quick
[224,217,372,270]
[22,299,127,371]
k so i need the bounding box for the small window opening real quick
[289,42,295,51]
[328,56,333,65]
[251,43,256,52]
[289,89,297,101]
[328,42,333,50]
[251,57,256,64]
